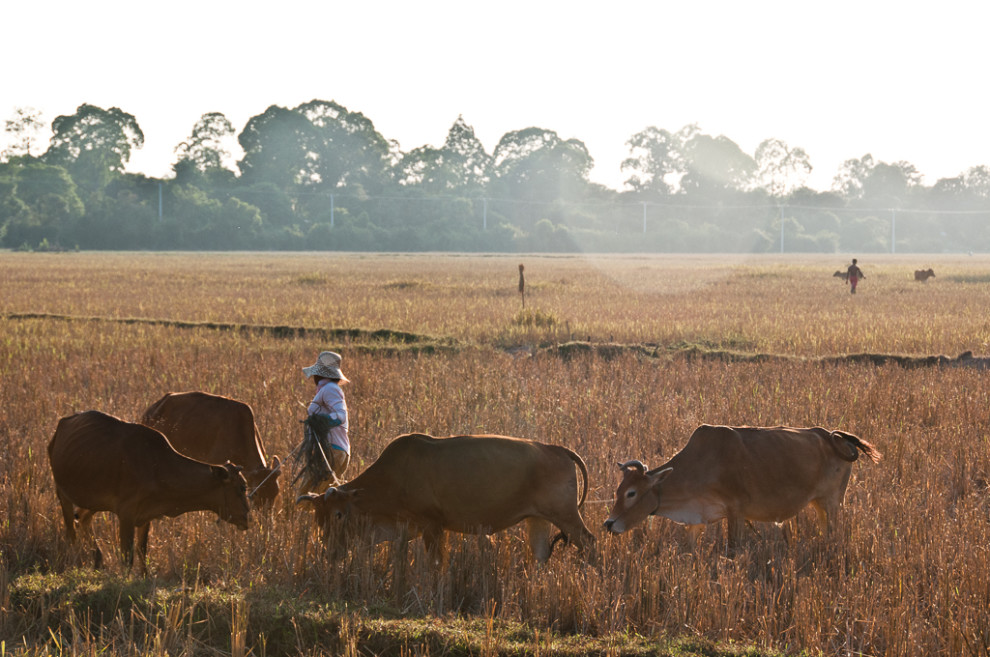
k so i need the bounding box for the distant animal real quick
[833,270,850,281]
[914,268,936,282]
[141,391,281,505]
[48,410,251,573]
[603,425,881,547]
[297,433,594,563]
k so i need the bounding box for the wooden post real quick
[518,264,525,309]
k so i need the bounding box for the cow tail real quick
[564,447,590,508]
[548,447,590,559]
[829,431,882,463]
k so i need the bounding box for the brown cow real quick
[296,433,594,563]
[141,391,280,505]
[48,410,251,573]
[914,268,935,282]
[604,425,880,547]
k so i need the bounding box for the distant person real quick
[846,258,865,294]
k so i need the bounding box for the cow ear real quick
[648,467,673,489]
[327,487,357,502]
[270,455,281,469]
[212,465,231,481]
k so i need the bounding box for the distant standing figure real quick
[846,258,865,294]
[301,351,351,488]
[518,263,526,308]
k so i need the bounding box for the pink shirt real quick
[308,379,349,454]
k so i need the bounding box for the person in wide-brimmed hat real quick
[301,351,351,484]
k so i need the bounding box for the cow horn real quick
[617,460,647,473]
[296,493,319,504]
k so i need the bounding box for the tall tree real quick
[43,104,144,191]
[237,105,314,190]
[294,99,390,193]
[753,138,812,197]
[3,107,45,160]
[392,116,491,195]
[174,112,237,185]
[621,126,681,196]
[679,132,756,195]
[490,127,593,203]
[440,116,491,194]
[833,154,921,204]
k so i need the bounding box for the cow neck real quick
[156,459,222,513]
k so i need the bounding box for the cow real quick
[141,391,280,506]
[296,433,595,564]
[914,268,936,282]
[604,425,881,548]
[48,410,251,574]
[833,270,850,281]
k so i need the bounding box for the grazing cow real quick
[604,425,880,547]
[296,433,594,563]
[141,391,280,505]
[833,270,850,281]
[48,410,251,573]
[914,268,936,282]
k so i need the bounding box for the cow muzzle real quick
[603,518,626,534]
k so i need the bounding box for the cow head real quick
[603,460,673,534]
[213,462,250,530]
[247,455,281,507]
[296,487,359,547]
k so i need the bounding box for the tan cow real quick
[48,410,251,574]
[296,433,594,563]
[604,425,880,547]
[914,268,935,282]
[141,391,280,505]
[833,270,849,281]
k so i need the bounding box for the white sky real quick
[2,0,988,192]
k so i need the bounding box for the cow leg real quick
[135,523,151,575]
[421,525,446,564]
[682,524,703,552]
[525,518,554,564]
[55,487,77,543]
[76,509,102,569]
[726,513,746,552]
[118,518,137,572]
[811,495,843,537]
[548,511,597,562]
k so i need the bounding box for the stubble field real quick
[2,251,990,656]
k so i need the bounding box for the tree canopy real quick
[2,101,989,253]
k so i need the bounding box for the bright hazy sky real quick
[3,1,987,191]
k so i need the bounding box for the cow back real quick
[50,410,204,513]
[664,425,856,523]
[50,409,251,528]
[141,391,266,468]
[346,433,583,533]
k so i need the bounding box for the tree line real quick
[1,102,989,253]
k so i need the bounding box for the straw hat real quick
[302,351,349,382]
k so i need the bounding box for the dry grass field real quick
[2,251,990,656]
